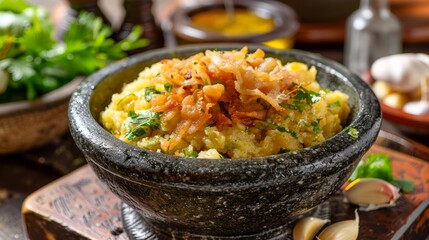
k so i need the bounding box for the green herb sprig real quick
[257,119,298,139]
[280,86,321,112]
[344,127,359,138]
[125,111,161,140]
[0,0,148,102]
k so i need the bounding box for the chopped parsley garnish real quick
[125,111,161,140]
[144,87,160,101]
[281,103,305,111]
[323,89,332,93]
[310,119,321,133]
[296,87,321,104]
[344,127,359,138]
[328,100,341,108]
[164,83,172,92]
[280,87,321,112]
[257,120,298,139]
[183,148,198,158]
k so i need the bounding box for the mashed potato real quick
[100,47,350,159]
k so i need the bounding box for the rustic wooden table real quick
[21,143,429,240]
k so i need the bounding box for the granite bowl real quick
[68,44,381,239]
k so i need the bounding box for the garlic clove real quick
[318,210,359,240]
[344,178,400,211]
[403,100,429,115]
[292,217,330,240]
[371,53,429,92]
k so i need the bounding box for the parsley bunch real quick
[0,0,148,103]
[280,86,321,112]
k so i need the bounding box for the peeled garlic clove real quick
[345,178,400,211]
[292,217,330,240]
[318,210,359,240]
[371,80,394,99]
[403,101,429,115]
[382,92,408,109]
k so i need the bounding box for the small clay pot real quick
[68,44,381,239]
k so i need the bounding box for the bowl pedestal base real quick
[121,202,330,240]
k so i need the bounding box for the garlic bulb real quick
[292,217,329,240]
[371,53,429,92]
[317,210,359,240]
[345,178,400,211]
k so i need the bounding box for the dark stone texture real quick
[68,44,381,239]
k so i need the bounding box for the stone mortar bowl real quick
[68,44,381,239]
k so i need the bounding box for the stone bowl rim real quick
[68,43,381,188]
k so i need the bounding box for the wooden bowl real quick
[0,77,82,154]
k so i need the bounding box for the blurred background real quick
[2,0,429,239]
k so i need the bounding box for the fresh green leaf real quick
[349,153,393,182]
[7,59,35,81]
[294,87,321,104]
[311,119,321,133]
[118,26,149,51]
[21,16,54,54]
[280,102,306,112]
[323,89,332,93]
[164,83,172,92]
[256,120,298,139]
[125,124,147,140]
[0,12,30,35]
[392,179,415,193]
[344,127,359,138]
[328,100,341,108]
[145,87,161,101]
[0,6,147,102]
[349,153,415,193]
[125,110,161,140]
[280,86,321,112]
[0,0,31,13]
[184,148,198,158]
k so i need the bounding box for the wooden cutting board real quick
[21,144,429,240]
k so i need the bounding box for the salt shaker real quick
[344,0,402,78]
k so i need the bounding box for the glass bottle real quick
[115,0,165,54]
[344,0,401,78]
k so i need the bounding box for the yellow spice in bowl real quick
[100,47,350,159]
[191,9,275,36]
